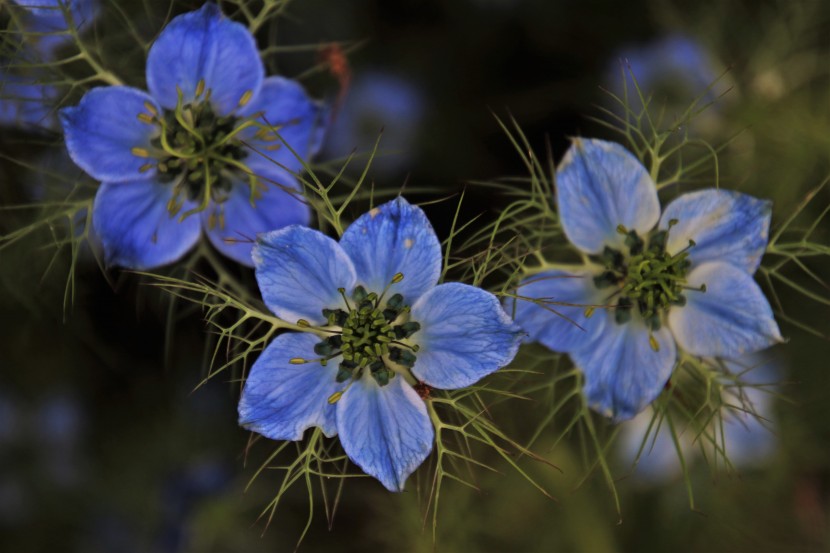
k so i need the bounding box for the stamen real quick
[239,90,254,107]
[648,334,660,352]
[137,112,155,124]
[338,288,352,310]
[195,79,206,98]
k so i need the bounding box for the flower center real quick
[590,221,701,331]
[131,81,279,223]
[307,275,421,389]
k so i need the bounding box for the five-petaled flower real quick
[239,197,523,491]
[59,3,326,268]
[512,138,782,421]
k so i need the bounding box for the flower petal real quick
[556,138,660,253]
[660,189,772,273]
[572,320,676,421]
[511,270,607,353]
[668,261,782,358]
[60,86,160,182]
[339,197,441,304]
[146,3,263,114]
[92,179,201,269]
[202,163,310,266]
[239,76,328,173]
[410,283,522,389]
[253,226,356,325]
[238,332,339,440]
[336,375,433,491]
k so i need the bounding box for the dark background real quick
[1,0,829,551]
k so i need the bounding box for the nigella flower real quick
[59,3,326,268]
[620,357,779,483]
[610,35,724,103]
[239,197,522,491]
[512,138,782,421]
[323,71,426,176]
[0,71,58,131]
[12,0,100,59]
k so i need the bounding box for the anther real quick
[391,272,404,283]
[139,163,154,173]
[297,319,310,327]
[289,358,307,365]
[239,90,254,107]
[195,79,206,98]
[137,113,155,124]
[648,334,660,352]
[131,147,151,158]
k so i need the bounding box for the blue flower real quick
[619,356,779,483]
[0,71,58,131]
[59,3,327,268]
[239,197,523,491]
[512,138,782,421]
[322,71,426,176]
[12,0,100,59]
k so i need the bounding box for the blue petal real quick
[238,332,339,440]
[17,0,99,58]
[202,162,310,266]
[410,283,522,389]
[511,270,607,353]
[239,76,328,173]
[93,179,201,269]
[145,3,263,114]
[60,86,160,183]
[339,197,441,304]
[668,261,783,358]
[336,375,433,491]
[660,189,772,273]
[572,320,677,421]
[253,226,356,325]
[557,138,660,253]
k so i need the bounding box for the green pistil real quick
[132,83,264,222]
[592,225,695,330]
[312,281,421,388]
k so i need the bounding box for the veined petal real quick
[556,138,660,253]
[239,77,328,173]
[511,269,607,353]
[336,375,433,492]
[572,320,676,422]
[339,197,441,304]
[238,332,339,440]
[253,226,356,325]
[202,163,310,266]
[660,189,772,273]
[668,261,782,358]
[93,179,201,269]
[411,283,522,389]
[146,3,263,115]
[60,86,160,182]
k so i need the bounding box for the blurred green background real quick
[1,0,828,551]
